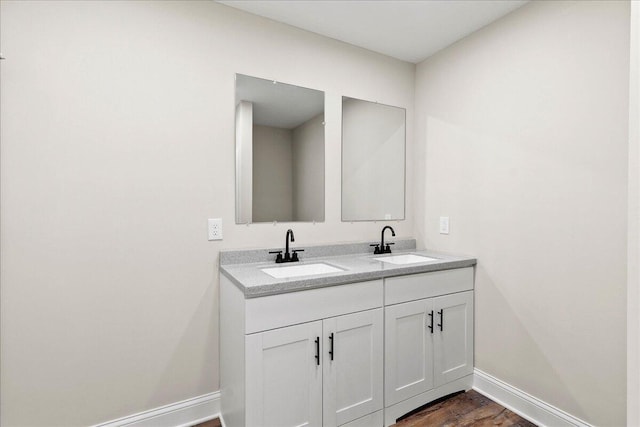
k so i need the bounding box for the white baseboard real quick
[93,391,220,427]
[473,369,592,427]
[91,371,593,427]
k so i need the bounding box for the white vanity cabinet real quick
[221,277,385,427]
[383,267,474,426]
[433,291,474,387]
[384,291,473,404]
[220,259,475,427]
[322,309,384,426]
[245,321,323,427]
[384,298,435,406]
[244,309,384,427]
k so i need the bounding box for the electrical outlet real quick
[208,218,223,241]
[439,217,450,234]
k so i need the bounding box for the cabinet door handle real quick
[315,337,320,366]
[437,309,444,331]
[427,310,434,333]
[329,333,334,361]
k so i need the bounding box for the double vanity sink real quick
[220,239,473,298]
[219,238,476,427]
[261,253,439,280]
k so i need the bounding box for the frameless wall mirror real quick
[342,97,406,221]
[235,74,325,224]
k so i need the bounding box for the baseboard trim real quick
[93,391,220,427]
[91,371,595,427]
[473,369,592,427]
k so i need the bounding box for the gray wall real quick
[252,125,294,222]
[414,1,629,425]
[1,1,635,426]
[0,1,415,425]
[629,3,640,425]
[293,114,325,222]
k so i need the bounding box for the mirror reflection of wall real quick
[342,97,406,221]
[235,74,325,224]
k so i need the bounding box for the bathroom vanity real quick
[219,240,476,427]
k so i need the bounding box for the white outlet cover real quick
[208,218,223,241]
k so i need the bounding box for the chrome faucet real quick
[269,229,305,263]
[371,226,395,254]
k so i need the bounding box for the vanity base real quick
[342,410,384,427]
[383,374,474,427]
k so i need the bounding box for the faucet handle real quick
[384,242,395,254]
[370,244,381,254]
[269,250,284,263]
[292,249,305,262]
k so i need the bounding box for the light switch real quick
[439,217,450,234]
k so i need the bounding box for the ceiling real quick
[236,74,324,129]
[218,0,529,64]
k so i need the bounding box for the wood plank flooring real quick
[195,418,221,427]
[394,390,536,427]
[195,390,536,427]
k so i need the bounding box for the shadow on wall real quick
[420,114,626,426]
[474,263,589,421]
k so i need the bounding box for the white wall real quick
[0,1,415,425]
[292,114,325,222]
[414,1,629,425]
[628,2,640,425]
[252,125,293,222]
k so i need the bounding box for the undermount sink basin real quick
[261,263,344,279]
[373,254,438,265]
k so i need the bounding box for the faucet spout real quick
[381,226,396,254]
[270,229,303,263]
[285,229,295,260]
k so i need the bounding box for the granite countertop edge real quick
[220,249,477,298]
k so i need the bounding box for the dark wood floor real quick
[195,418,221,427]
[195,390,536,426]
[394,390,536,427]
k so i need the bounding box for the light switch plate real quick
[208,218,223,240]
[439,217,450,234]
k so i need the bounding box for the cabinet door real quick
[384,299,434,406]
[433,291,474,387]
[323,309,383,426]
[246,321,323,427]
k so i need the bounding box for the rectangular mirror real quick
[341,97,406,221]
[235,74,325,224]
